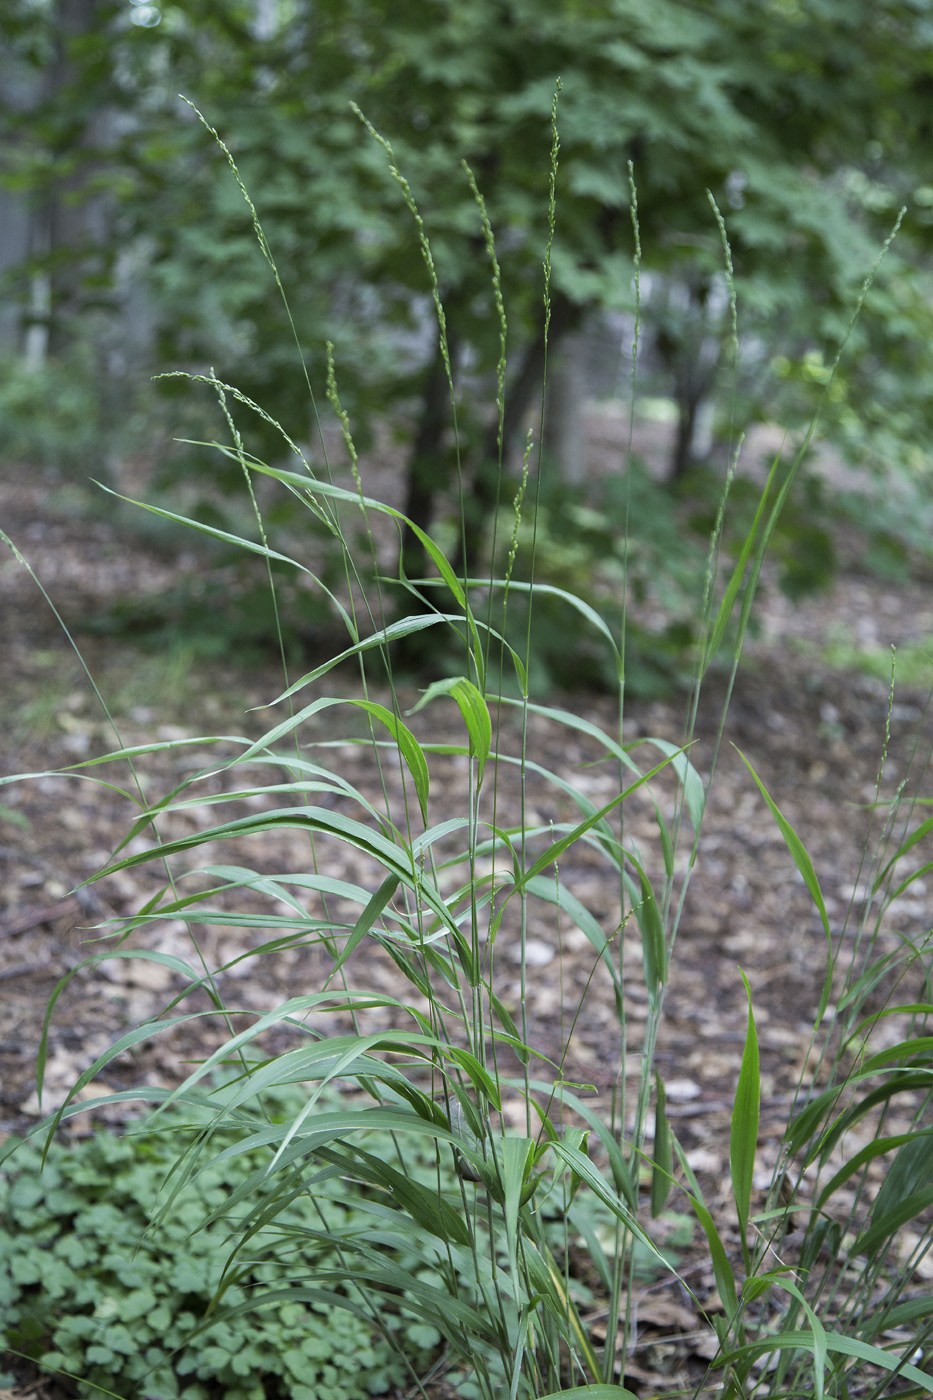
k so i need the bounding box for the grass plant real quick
[2,104,932,1400]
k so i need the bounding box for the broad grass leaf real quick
[817,1130,926,1209]
[337,1144,471,1247]
[330,874,401,978]
[498,699,706,830]
[630,862,666,1002]
[266,612,467,706]
[854,1184,933,1261]
[96,483,311,573]
[489,991,530,1063]
[858,1034,933,1074]
[547,1141,671,1277]
[525,1079,636,1208]
[445,1046,502,1112]
[0,1087,210,1166]
[714,1329,933,1394]
[495,1135,536,1271]
[651,1075,673,1217]
[409,676,492,785]
[214,1266,497,1344]
[861,1295,933,1339]
[233,458,473,611]
[730,970,760,1247]
[885,857,933,903]
[223,693,429,796]
[531,1242,602,1384]
[38,1009,206,1153]
[493,578,622,671]
[687,1193,739,1320]
[754,1273,827,1400]
[523,874,622,993]
[871,1128,933,1216]
[789,1070,932,1165]
[345,700,430,822]
[200,1106,463,1222]
[641,736,706,832]
[0,739,246,786]
[90,804,478,977]
[518,748,686,889]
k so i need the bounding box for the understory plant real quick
[2,101,932,1400]
[0,1085,442,1400]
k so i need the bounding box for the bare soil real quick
[1,426,932,1396]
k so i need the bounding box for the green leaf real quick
[715,1329,933,1394]
[346,700,430,822]
[518,748,686,889]
[688,1193,739,1321]
[331,874,401,977]
[873,813,933,892]
[871,1129,933,1219]
[633,861,666,1003]
[730,970,760,1249]
[409,676,491,786]
[651,1075,673,1218]
[853,1184,933,1261]
[339,1145,471,1247]
[816,1130,926,1209]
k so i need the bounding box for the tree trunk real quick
[44,0,113,358]
[452,291,580,578]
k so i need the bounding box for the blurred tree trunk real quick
[451,290,579,578]
[654,273,722,481]
[542,321,588,486]
[400,322,460,580]
[42,0,114,359]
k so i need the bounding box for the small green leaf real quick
[409,676,491,785]
[331,874,401,977]
[346,699,430,823]
[651,1076,673,1218]
[730,970,760,1251]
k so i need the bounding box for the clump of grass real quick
[1,103,931,1400]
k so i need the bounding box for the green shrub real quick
[0,352,105,474]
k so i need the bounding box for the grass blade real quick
[731,970,760,1256]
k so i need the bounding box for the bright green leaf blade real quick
[519,749,686,889]
[331,874,401,977]
[715,1329,933,1393]
[410,676,491,785]
[730,970,760,1244]
[651,1075,673,1218]
[348,698,430,822]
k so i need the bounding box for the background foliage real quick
[3,0,933,687]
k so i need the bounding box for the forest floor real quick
[2,415,932,1397]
